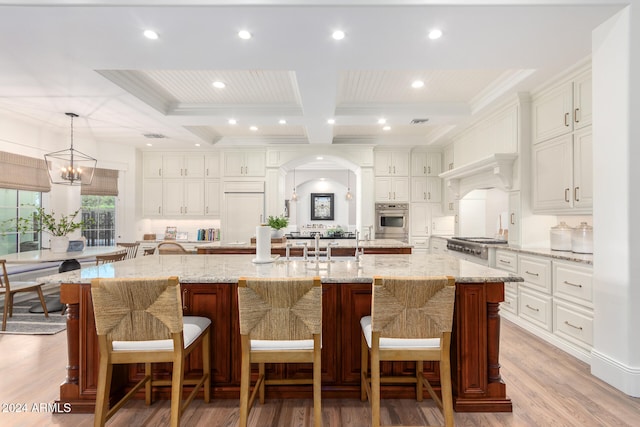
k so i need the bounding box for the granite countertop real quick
[498,246,593,265]
[39,253,522,285]
[196,239,412,249]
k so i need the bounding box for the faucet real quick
[314,233,321,261]
[355,230,364,262]
[285,242,292,261]
[327,242,339,261]
[296,242,308,260]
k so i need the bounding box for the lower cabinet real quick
[518,286,552,331]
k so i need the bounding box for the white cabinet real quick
[205,180,220,217]
[163,155,205,179]
[411,177,441,203]
[443,144,454,172]
[375,177,409,202]
[143,153,164,179]
[223,151,265,177]
[410,203,432,237]
[519,255,552,293]
[532,69,592,143]
[162,179,204,216]
[518,287,553,331]
[142,180,163,216]
[494,249,518,273]
[410,237,430,254]
[374,150,409,176]
[533,129,592,213]
[205,153,221,178]
[411,152,441,176]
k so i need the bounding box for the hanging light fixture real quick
[44,112,96,186]
[291,168,298,201]
[346,169,353,200]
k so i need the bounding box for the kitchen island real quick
[47,254,521,413]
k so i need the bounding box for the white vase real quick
[271,229,285,238]
[50,235,70,253]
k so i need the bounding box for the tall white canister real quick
[571,222,593,254]
[550,222,573,251]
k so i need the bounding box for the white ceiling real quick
[0,1,624,150]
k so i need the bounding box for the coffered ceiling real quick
[0,1,624,149]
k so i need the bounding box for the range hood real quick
[438,153,517,198]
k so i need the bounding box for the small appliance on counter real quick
[550,222,573,251]
[571,222,593,254]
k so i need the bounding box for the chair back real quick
[371,276,455,340]
[117,242,139,259]
[96,251,127,265]
[0,260,11,292]
[143,247,156,256]
[91,276,183,342]
[237,277,322,340]
[157,242,188,254]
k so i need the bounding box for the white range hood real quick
[438,153,517,199]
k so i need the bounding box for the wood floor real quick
[1,319,639,427]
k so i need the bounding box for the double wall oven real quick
[446,237,508,266]
[375,203,409,243]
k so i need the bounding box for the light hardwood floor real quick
[0,319,639,427]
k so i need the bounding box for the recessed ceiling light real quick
[143,30,158,40]
[327,119,335,125]
[378,118,386,124]
[383,126,391,131]
[332,30,345,40]
[411,80,425,89]
[238,30,252,40]
[250,126,258,131]
[146,143,153,147]
[228,119,237,125]
[212,81,226,89]
[316,156,324,160]
[195,143,201,147]
[279,119,287,125]
[428,29,443,40]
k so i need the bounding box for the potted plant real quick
[12,206,91,253]
[266,215,289,238]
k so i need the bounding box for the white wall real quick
[591,5,640,397]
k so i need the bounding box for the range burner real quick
[446,237,508,262]
[452,237,508,244]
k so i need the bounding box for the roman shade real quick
[0,151,51,192]
[80,167,119,196]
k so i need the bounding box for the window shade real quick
[80,167,119,196]
[0,151,51,192]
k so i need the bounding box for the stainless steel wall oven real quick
[375,203,409,242]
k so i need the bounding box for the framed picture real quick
[176,231,189,241]
[310,193,334,220]
[165,226,177,240]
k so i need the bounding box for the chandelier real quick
[44,113,96,186]
[291,168,298,201]
[346,169,353,200]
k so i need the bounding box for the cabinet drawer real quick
[553,261,593,306]
[495,250,517,273]
[519,255,551,292]
[518,288,552,331]
[554,301,593,347]
[501,291,518,315]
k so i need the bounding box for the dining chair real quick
[237,276,322,427]
[157,242,189,255]
[91,276,211,427]
[360,275,456,427]
[117,242,140,259]
[1,259,49,331]
[143,247,156,256]
[95,251,127,265]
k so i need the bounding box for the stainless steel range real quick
[446,237,508,265]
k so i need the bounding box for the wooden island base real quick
[57,280,512,413]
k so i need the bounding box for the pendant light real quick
[345,169,353,200]
[291,168,298,202]
[44,113,96,186]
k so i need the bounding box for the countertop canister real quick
[550,222,573,251]
[572,222,593,254]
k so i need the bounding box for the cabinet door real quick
[143,153,163,179]
[374,151,393,176]
[391,177,409,201]
[205,153,221,178]
[532,82,573,143]
[410,152,441,177]
[410,203,430,236]
[375,177,393,201]
[184,155,205,178]
[142,180,163,216]
[507,191,521,247]
[392,152,410,176]
[533,134,573,211]
[573,128,593,210]
[162,179,184,215]
[426,152,442,176]
[183,180,205,216]
[163,156,184,178]
[244,151,265,176]
[205,180,221,217]
[573,71,592,130]
[223,152,245,177]
[411,177,428,202]
[426,177,441,202]
[443,144,454,172]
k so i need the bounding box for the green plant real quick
[266,215,289,230]
[11,206,92,236]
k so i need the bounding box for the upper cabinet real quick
[411,152,442,177]
[532,68,592,144]
[223,150,265,177]
[205,153,221,178]
[374,150,409,176]
[375,176,409,202]
[162,155,205,179]
[143,153,164,179]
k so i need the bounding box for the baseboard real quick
[591,348,640,397]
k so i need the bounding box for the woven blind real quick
[0,151,51,192]
[81,167,119,196]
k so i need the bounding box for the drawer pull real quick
[563,280,583,288]
[525,270,539,277]
[182,289,188,311]
[525,304,540,312]
[564,320,583,331]
[499,259,511,264]
[503,300,511,305]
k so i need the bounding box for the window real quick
[0,189,42,256]
[81,195,116,247]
